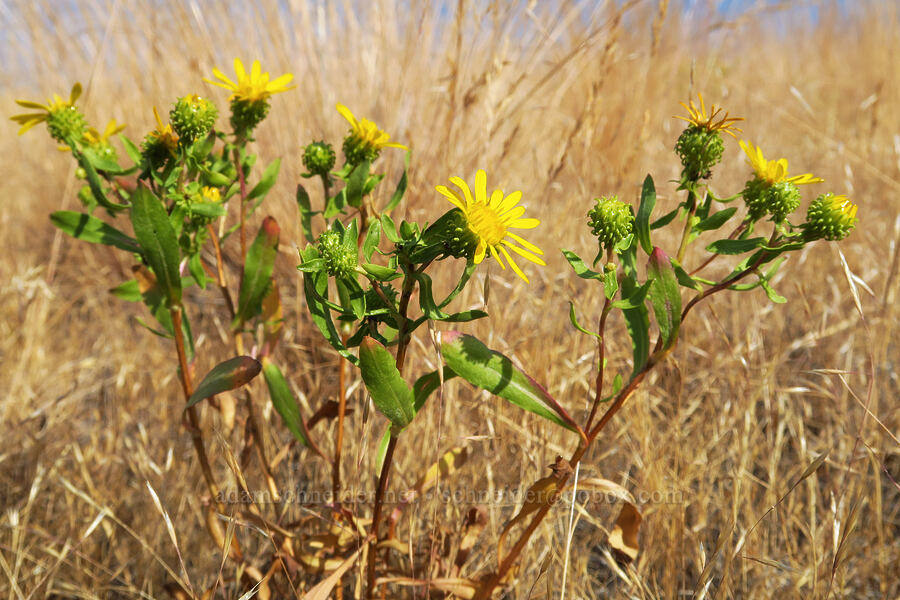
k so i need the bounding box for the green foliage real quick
[186,356,262,408]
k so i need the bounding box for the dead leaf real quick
[608,502,641,563]
[301,546,361,600]
[454,507,487,573]
[308,400,355,429]
[498,476,558,564]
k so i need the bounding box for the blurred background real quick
[1,1,898,597]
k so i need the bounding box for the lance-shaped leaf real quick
[382,151,409,213]
[260,279,283,357]
[440,332,580,433]
[50,211,140,253]
[246,158,281,201]
[619,249,650,377]
[562,249,603,280]
[262,358,310,446]
[647,247,681,350]
[695,207,737,232]
[186,356,261,408]
[130,186,182,306]
[635,175,656,255]
[359,338,415,431]
[412,367,458,412]
[233,216,279,329]
[296,183,316,243]
[706,237,766,255]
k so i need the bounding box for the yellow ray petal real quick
[502,240,547,265]
[499,246,528,282]
[436,185,466,210]
[449,176,474,207]
[505,231,543,254]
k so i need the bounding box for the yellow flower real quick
[143,106,179,155]
[740,140,823,186]
[337,103,407,159]
[11,82,82,136]
[84,119,126,145]
[436,170,545,282]
[674,93,743,138]
[205,58,294,103]
[201,186,221,202]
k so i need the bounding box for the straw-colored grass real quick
[2,0,898,597]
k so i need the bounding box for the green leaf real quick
[345,160,370,208]
[635,175,656,255]
[695,207,737,232]
[130,186,182,306]
[188,253,207,289]
[760,278,787,303]
[603,264,619,299]
[380,213,400,242]
[50,211,140,253]
[412,367,458,412]
[568,302,601,340]
[118,134,142,164]
[363,220,382,261]
[296,184,316,244]
[647,247,681,350]
[416,272,449,320]
[362,262,399,281]
[336,277,366,320]
[440,332,579,432]
[246,158,281,201]
[440,310,488,323]
[651,206,679,230]
[619,237,648,376]
[233,217,279,328]
[383,152,409,213]
[671,260,703,290]
[611,280,652,310]
[359,337,415,431]
[189,202,227,218]
[706,237,766,255]
[262,359,310,446]
[186,356,262,408]
[562,249,603,280]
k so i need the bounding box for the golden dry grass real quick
[2,0,899,598]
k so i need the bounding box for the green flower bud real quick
[675,125,724,181]
[588,195,634,252]
[230,98,270,135]
[342,134,380,166]
[764,181,801,222]
[77,184,95,208]
[169,95,218,144]
[317,230,358,279]
[303,141,336,176]
[46,105,86,144]
[742,178,801,222]
[804,193,858,241]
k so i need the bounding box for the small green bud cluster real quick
[675,126,724,181]
[804,193,858,241]
[588,196,634,251]
[742,178,801,223]
[47,106,86,144]
[343,135,379,166]
[303,141,336,176]
[440,209,479,259]
[169,95,218,145]
[317,230,357,279]
[230,98,270,135]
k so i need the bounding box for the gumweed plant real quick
[14,76,858,600]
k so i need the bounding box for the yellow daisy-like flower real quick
[204,58,294,103]
[84,119,126,145]
[146,106,179,153]
[337,103,407,153]
[740,140,823,186]
[436,170,545,282]
[11,82,82,136]
[200,186,221,202]
[674,93,743,138]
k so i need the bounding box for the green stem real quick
[676,187,698,263]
